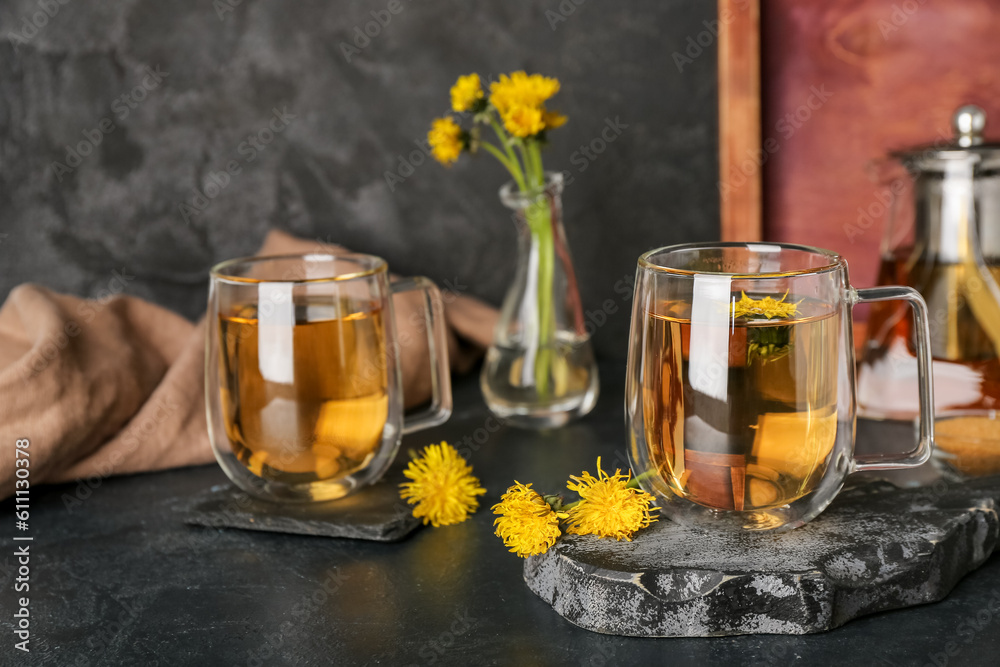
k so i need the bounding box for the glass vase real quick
[481,172,599,429]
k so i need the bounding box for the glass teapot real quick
[858,105,1000,419]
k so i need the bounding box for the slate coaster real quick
[181,469,421,542]
[524,477,1000,637]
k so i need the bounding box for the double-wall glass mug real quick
[626,243,935,531]
[206,253,452,502]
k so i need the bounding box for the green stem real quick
[527,141,545,188]
[511,137,554,400]
[479,141,520,180]
[514,140,532,182]
[487,112,526,191]
[485,112,555,401]
[525,193,555,399]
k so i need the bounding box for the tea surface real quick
[218,303,388,484]
[642,296,839,512]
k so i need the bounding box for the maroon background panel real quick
[761,0,1000,295]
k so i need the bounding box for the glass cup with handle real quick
[626,242,935,531]
[206,252,452,502]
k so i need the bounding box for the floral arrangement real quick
[427,72,568,397]
[427,71,566,185]
[399,442,659,558]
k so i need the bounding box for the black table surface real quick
[3,362,1000,667]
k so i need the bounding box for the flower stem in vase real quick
[427,71,598,428]
[527,197,556,398]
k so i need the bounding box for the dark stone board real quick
[524,478,1000,637]
[181,468,421,542]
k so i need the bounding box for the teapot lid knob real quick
[954,105,986,147]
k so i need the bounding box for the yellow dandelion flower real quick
[731,291,800,320]
[450,73,484,113]
[502,104,545,138]
[542,108,568,130]
[489,71,561,116]
[564,458,658,541]
[400,441,486,527]
[492,482,566,558]
[427,117,464,166]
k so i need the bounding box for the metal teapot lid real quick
[893,105,1000,172]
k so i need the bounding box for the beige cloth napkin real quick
[0,230,498,499]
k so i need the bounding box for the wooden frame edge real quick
[718,0,762,242]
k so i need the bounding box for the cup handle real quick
[851,286,935,470]
[391,276,453,434]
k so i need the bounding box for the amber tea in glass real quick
[218,302,389,485]
[206,253,452,503]
[642,296,839,513]
[627,243,935,531]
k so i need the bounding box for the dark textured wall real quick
[0,0,719,360]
